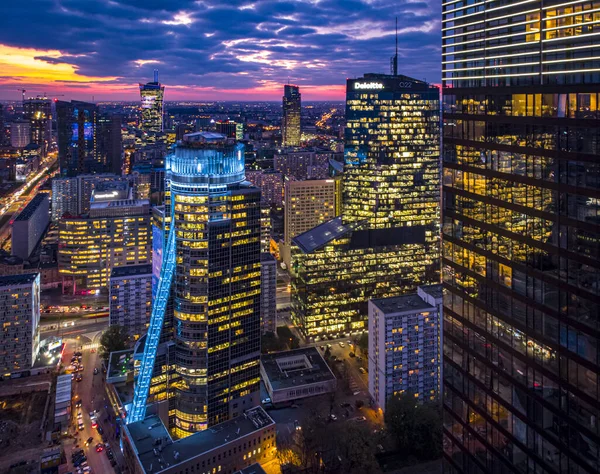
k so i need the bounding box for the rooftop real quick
[126,407,274,473]
[292,216,354,254]
[111,264,153,279]
[260,347,336,391]
[89,198,149,210]
[236,464,267,474]
[420,284,443,301]
[14,193,48,222]
[371,289,440,315]
[0,272,38,287]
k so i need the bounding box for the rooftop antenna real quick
[390,17,398,76]
[154,69,159,83]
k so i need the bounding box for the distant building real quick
[139,71,164,133]
[0,273,40,378]
[123,407,275,474]
[368,284,443,412]
[10,120,31,148]
[58,199,151,290]
[56,100,97,176]
[215,120,238,139]
[95,114,122,175]
[274,150,330,181]
[245,170,283,207]
[109,264,152,339]
[51,177,78,221]
[23,97,52,156]
[282,84,301,146]
[260,253,277,334]
[261,347,336,404]
[12,193,49,260]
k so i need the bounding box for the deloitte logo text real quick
[354,82,384,90]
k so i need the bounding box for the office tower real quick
[58,199,151,290]
[12,193,49,260]
[441,2,600,473]
[281,177,341,269]
[95,114,122,175]
[56,100,97,176]
[274,150,330,181]
[10,120,31,148]
[23,96,51,156]
[282,84,301,146]
[260,253,277,334]
[291,76,440,338]
[215,120,238,139]
[368,284,442,412]
[130,132,261,439]
[245,170,284,207]
[139,70,165,133]
[0,104,4,145]
[0,273,40,377]
[109,264,152,339]
[51,177,78,220]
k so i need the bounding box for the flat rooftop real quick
[111,264,153,278]
[292,216,353,254]
[371,292,436,315]
[260,347,335,391]
[126,407,274,473]
[0,272,38,287]
[420,283,443,300]
[14,193,48,221]
[236,464,267,474]
[90,198,149,210]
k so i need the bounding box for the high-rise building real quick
[0,273,40,377]
[139,70,165,133]
[260,253,277,334]
[58,199,151,290]
[245,170,284,207]
[215,120,238,139]
[282,84,301,146]
[291,75,441,338]
[51,177,78,221]
[10,120,31,148]
[23,97,52,156]
[109,264,152,340]
[56,100,97,176]
[274,150,331,181]
[442,2,600,473]
[12,193,50,260]
[95,114,122,175]
[129,132,261,439]
[368,284,442,413]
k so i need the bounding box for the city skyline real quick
[0,0,440,101]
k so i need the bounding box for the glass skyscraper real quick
[130,132,261,439]
[282,84,301,146]
[139,70,165,133]
[56,100,97,177]
[442,1,600,472]
[291,74,441,339]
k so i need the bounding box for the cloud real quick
[0,0,440,100]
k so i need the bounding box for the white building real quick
[0,273,41,378]
[368,284,443,412]
[260,253,277,334]
[12,193,49,260]
[109,264,152,339]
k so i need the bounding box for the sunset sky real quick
[0,0,440,101]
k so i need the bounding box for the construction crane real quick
[16,89,27,103]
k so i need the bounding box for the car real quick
[339,342,345,348]
[326,344,332,349]
[261,397,271,405]
[77,413,83,420]
[85,437,94,446]
[355,416,367,422]
[89,411,97,419]
[74,457,87,467]
[359,367,366,374]
[97,426,104,436]
[319,345,325,350]
[95,443,104,452]
[78,423,84,431]
[93,367,98,375]
[82,467,91,473]
[78,365,84,372]
[294,420,301,431]
[329,414,338,421]
[347,340,352,345]
[76,375,82,382]
[91,421,98,429]
[75,399,82,408]
[73,449,84,457]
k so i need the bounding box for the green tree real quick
[99,325,130,360]
[336,422,381,473]
[357,333,369,356]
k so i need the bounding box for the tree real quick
[261,332,285,353]
[277,326,300,349]
[384,393,442,461]
[336,422,381,473]
[99,325,130,361]
[357,333,369,357]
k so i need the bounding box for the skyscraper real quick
[442,2,600,473]
[282,84,301,146]
[139,70,165,133]
[95,114,122,175]
[129,132,261,439]
[291,75,441,338]
[56,100,97,176]
[23,96,52,156]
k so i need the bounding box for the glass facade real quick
[442,1,600,473]
[282,84,301,147]
[139,78,165,133]
[56,100,97,177]
[291,75,441,339]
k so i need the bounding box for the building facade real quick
[260,253,277,334]
[10,120,31,148]
[368,284,442,413]
[95,114,122,175]
[23,97,52,156]
[0,273,40,377]
[12,193,50,260]
[245,170,284,207]
[291,75,441,339]
[282,84,301,146]
[442,1,600,473]
[274,150,331,181]
[109,264,152,339]
[130,132,262,439]
[139,71,165,133]
[56,100,97,176]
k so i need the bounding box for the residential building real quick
[282,84,301,146]
[12,193,49,260]
[109,264,152,339]
[139,71,164,133]
[368,284,442,413]
[245,169,284,207]
[0,273,40,377]
[291,75,441,339]
[274,150,331,181]
[442,1,600,472]
[260,253,276,334]
[129,132,262,439]
[51,177,78,221]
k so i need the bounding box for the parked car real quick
[329,414,338,421]
[359,367,366,374]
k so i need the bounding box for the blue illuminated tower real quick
[129,132,262,437]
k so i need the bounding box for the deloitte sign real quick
[354,82,384,90]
